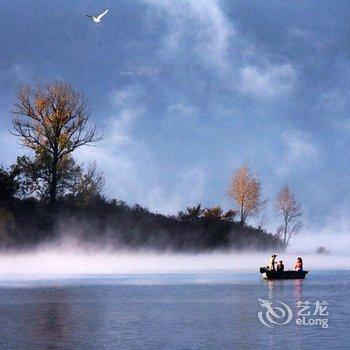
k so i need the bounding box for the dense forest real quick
[0,189,282,252]
[0,82,302,252]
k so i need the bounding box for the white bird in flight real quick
[86,9,109,23]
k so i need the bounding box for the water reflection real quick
[31,289,73,348]
[293,279,304,349]
[294,278,303,338]
[294,279,303,304]
[266,280,275,300]
[264,279,286,300]
[262,278,305,350]
[263,278,303,302]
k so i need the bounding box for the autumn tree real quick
[228,163,264,226]
[12,83,101,202]
[275,185,302,246]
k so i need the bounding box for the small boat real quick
[259,267,309,280]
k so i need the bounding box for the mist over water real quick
[0,231,349,280]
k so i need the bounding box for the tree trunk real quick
[50,151,58,203]
[240,202,245,225]
[283,216,288,246]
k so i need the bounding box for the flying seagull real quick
[86,9,109,23]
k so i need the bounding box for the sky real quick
[1,0,350,232]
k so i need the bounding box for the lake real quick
[0,271,349,349]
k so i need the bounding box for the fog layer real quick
[0,231,348,278]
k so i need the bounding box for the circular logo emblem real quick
[258,298,293,328]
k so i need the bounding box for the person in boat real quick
[276,260,284,272]
[268,254,277,271]
[294,257,303,271]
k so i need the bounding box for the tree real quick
[70,162,105,207]
[203,206,224,220]
[178,204,204,222]
[202,206,237,221]
[12,82,101,203]
[0,166,18,201]
[275,185,302,246]
[228,163,264,226]
[222,209,237,222]
[12,155,81,200]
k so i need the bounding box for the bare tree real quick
[12,82,101,202]
[228,163,264,225]
[275,185,302,246]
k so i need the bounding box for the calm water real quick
[0,271,349,349]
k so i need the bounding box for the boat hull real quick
[259,267,308,280]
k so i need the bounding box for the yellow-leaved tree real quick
[12,83,101,202]
[228,163,264,226]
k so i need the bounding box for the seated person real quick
[276,260,284,272]
[294,257,303,271]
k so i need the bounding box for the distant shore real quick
[0,197,283,252]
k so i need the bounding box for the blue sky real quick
[1,0,350,231]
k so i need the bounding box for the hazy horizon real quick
[0,230,348,278]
